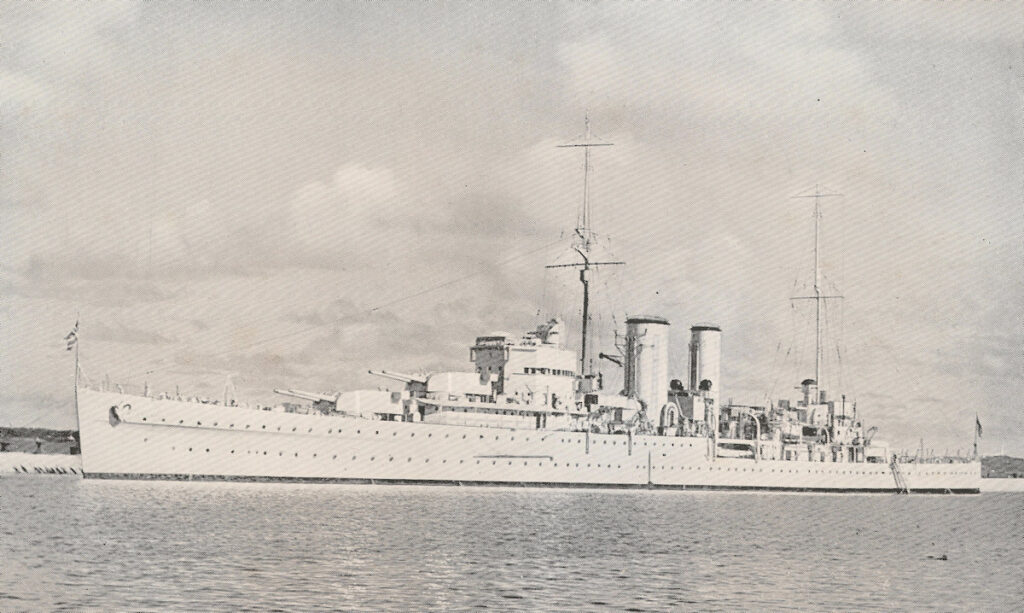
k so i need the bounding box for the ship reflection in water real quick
[2,477,1020,611]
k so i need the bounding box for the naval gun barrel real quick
[273,389,340,404]
[368,370,428,385]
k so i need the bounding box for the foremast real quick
[545,117,623,385]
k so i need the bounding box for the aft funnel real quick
[689,324,722,408]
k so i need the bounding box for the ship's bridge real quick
[470,319,576,408]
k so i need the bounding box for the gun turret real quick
[273,389,340,404]
[368,370,428,386]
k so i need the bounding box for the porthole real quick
[263,451,267,455]
[197,421,202,426]
[213,422,218,426]
[352,456,356,460]
[328,429,333,434]
[229,424,234,428]
[332,455,336,460]
[370,456,375,461]
[393,432,397,437]
[142,417,147,422]
[179,420,184,424]
[262,425,266,429]
[230,450,235,454]
[188,447,192,452]
[279,452,283,456]
[388,457,394,462]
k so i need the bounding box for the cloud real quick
[9,277,178,307]
[90,321,176,346]
[558,4,897,125]
[846,3,1024,45]
[284,163,407,265]
[286,298,395,328]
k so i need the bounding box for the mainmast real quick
[792,185,842,396]
[546,117,623,380]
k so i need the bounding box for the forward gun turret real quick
[368,370,428,388]
[273,388,340,405]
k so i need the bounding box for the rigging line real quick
[823,299,835,391]
[792,298,813,384]
[120,237,566,378]
[765,340,784,403]
[770,301,800,400]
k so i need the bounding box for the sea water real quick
[1,475,1021,611]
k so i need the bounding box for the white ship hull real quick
[78,389,981,493]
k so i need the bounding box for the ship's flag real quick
[976,415,983,438]
[65,321,78,351]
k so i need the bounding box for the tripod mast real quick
[547,117,623,378]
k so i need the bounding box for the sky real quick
[2,2,1022,456]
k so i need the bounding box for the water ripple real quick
[1,477,1021,611]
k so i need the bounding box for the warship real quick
[74,123,981,493]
